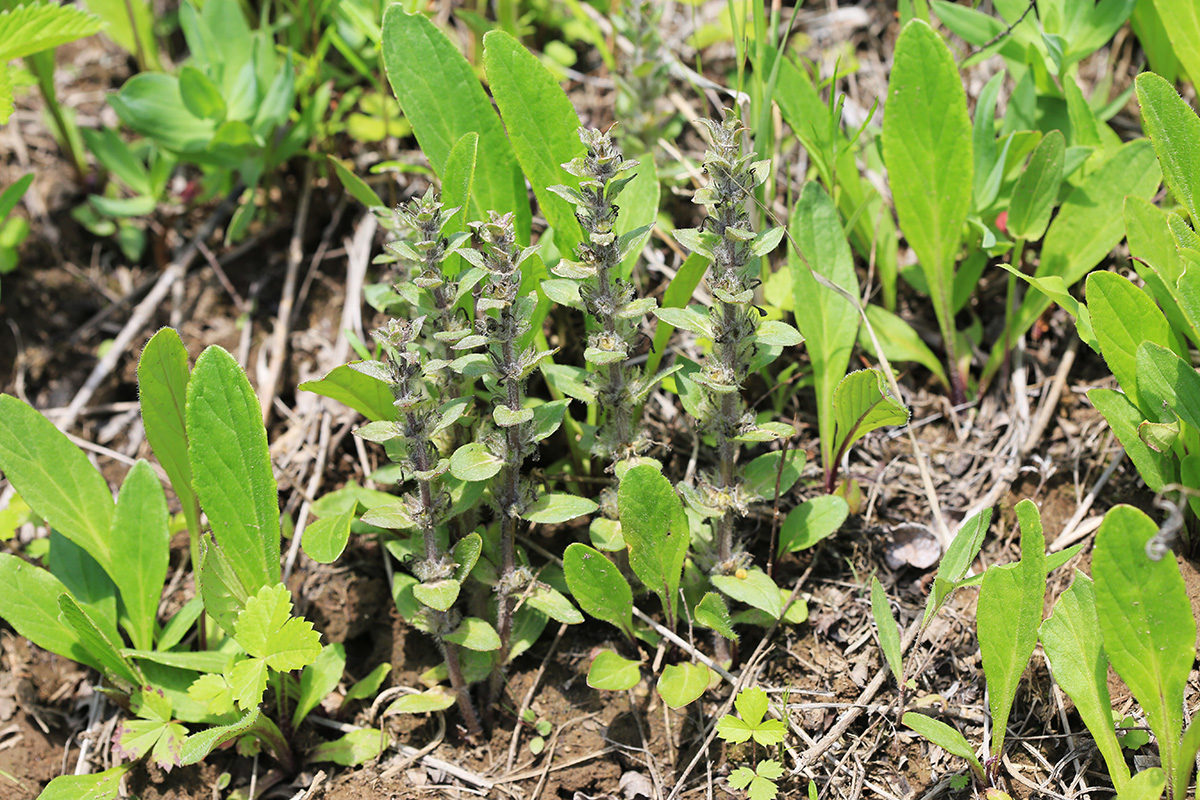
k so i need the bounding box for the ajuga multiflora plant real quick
[360,190,489,737]
[549,127,667,471]
[612,1,671,157]
[661,113,798,589]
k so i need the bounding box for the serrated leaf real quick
[234,584,321,671]
[35,764,131,800]
[187,673,234,716]
[180,709,260,765]
[694,592,737,641]
[0,3,103,62]
[656,663,711,709]
[1137,72,1200,223]
[229,656,269,710]
[586,650,641,691]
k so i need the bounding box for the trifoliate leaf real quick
[234,584,322,671]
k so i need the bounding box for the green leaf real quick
[137,328,199,538]
[188,346,281,596]
[871,577,903,688]
[384,687,456,715]
[1040,572,1130,792]
[656,662,711,708]
[1007,129,1065,242]
[293,643,346,729]
[755,320,804,347]
[711,569,783,619]
[924,508,992,625]
[1088,388,1174,492]
[525,584,583,624]
[49,532,118,643]
[902,711,985,778]
[653,305,712,337]
[1137,341,1200,430]
[83,0,159,70]
[778,495,848,555]
[648,253,709,375]
[124,648,232,674]
[449,442,503,482]
[234,583,321,671]
[35,764,131,800]
[0,63,11,125]
[0,394,115,571]
[110,74,216,153]
[522,493,597,524]
[586,650,641,691]
[860,305,949,390]
[694,592,737,641]
[197,533,251,635]
[619,465,689,625]
[996,266,1099,353]
[881,20,973,377]
[180,708,260,765]
[984,139,1161,384]
[615,156,659,281]
[309,728,390,766]
[302,508,354,564]
[442,131,478,244]
[299,363,397,422]
[381,8,529,241]
[830,370,910,466]
[1137,72,1200,223]
[1115,768,1165,800]
[1094,505,1194,781]
[178,65,226,123]
[110,460,169,651]
[443,617,501,651]
[563,543,633,638]
[1125,197,1197,348]
[483,30,584,251]
[789,181,862,473]
[1088,271,1171,411]
[328,155,384,208]
[1152,0,1200,90]
[58,593,142,688]
[977,498,1045,758]
[157,595,203,652]
[412,579,461,612]
[0,555,95,669]
[343,662,391,706]
[0,2,102,61]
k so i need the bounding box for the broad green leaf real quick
[619,465,689,624]
[157,596,203,652]
[483,30,584,251]
[972,71,1007,211]
[525,584,583,624]
[1124,197,1197,348]
[586,650,641,691]
[178,65,226,123]
[924,508,991,625]
[1137,70,1200,223]
[977,498,1045,758]
[789,181,861,475]
[653,305,713,337]
[0,173,33,220]
[35,763,131,800]
[0,555,96,669]
[984,139,1160,384]
[58,593,142,688]
[180,708,260,765]
[123,648,232,673]
[871,577,903,687]
[384,687,456,715]
[711,569,783,619]
[563,543,634,638]
[343,662,391,706]
[859,305,949,390]
[412,579,460,612]
[137,328,199,538]
[1007,129,1064,242]
[49,532,118,643]
[881,20,973,381]
[443,617,501,651]
[1152,0,1200,89]
[1040,572,1130,791]
[830,370,909,466]
[381,8,530,241]
[648,254,710,374]
[1064,75,1103,149]
[449,442,503,482]
[293,643,346,729]
[615,156,659,281]
[1089,388,1174,493]
[694,592,737,642]
[197,533,251,635]
[1115,768,1165,800]
[522,493,598,524]
[299,363,397,422]
[717,687,787,747]
[0,394,115,571]
[996,265,1099,353]
[0,2,102,61]
[1087,271,1171,411]
[1094,505,1194,782]
[777,494,848,555]
[187,347,281,594]
[902,712,985,777]
[1137,342,1200,430]
[110,74,216,153]
[656,663,711,709]
[309,728,390,766]
[234,583,321,671]
[328,155,384,208]
[302,508,354,564]
[110,460,169,651]
[755,320,804,347]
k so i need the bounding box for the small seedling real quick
[718,687,787,800]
